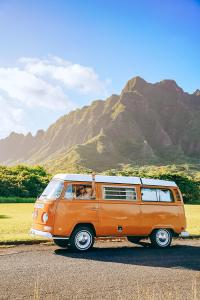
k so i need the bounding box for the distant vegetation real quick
[0,164,199,204]
[0,197,35,203]
[104,164,200,204]
[0,165,50,199]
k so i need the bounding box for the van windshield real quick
[39,180,64,201]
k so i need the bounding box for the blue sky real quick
[0,0,199,138]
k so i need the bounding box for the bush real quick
[0,165,51,198]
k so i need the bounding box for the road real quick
[0,239,200,300]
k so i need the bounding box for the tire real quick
[150,229,172,248]
[69,226,94,251]
[127,236,141,244]
[53,239,69,248]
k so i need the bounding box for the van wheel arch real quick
[71,223,96,237]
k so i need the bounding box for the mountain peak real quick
[157,79,183,93]
[0,75,200,171]
[122,76,148,93]
[194,89,200,96]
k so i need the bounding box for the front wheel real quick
[150,229,172,248]
[69,226,94,251]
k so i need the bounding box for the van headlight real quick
[42,212,48,223]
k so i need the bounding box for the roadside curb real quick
[0,240,50,246]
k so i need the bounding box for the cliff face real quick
[0,76,200,171]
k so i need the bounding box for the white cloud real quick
[0,67,69,109]
[0,94,26,138]
[0,56,110,138]
[19,56,110,95]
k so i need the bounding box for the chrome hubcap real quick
[156,229,170,246]
[75,230,92,250]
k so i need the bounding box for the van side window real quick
[141,188,174,202]
[141,188,158,202]
[159,189,174,202]
[103,186,137,200]
[64,184,96,199]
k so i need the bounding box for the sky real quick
[0,0,199,138]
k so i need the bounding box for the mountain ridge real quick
[0,76,200,171]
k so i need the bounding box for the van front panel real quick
[53,181,99,237]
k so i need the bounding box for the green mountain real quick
[0,76,200,172]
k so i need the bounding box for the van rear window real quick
[103,186,137,200]
[141,188,174,202]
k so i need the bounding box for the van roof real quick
[53,174,177,187]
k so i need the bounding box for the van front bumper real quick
[180,231,189,238]
[30,228,69,240]
[30,228,53,239]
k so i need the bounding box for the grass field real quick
[0,197,35,203]
[0,203,199,243]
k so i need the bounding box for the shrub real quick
[0,165,50,198]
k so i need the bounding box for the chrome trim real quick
[30,228,52,239]
[53,236,69,240]
[180,231,189,238]
[34,203,44,209]
[30,228,70,240]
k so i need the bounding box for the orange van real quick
[30,174,189,251]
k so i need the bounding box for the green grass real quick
[185,205,200,236]
[0,203,39,243]
[0,197,36,203]
[0,203,199,243]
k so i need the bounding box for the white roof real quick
[53,173,177,187]
[141,178,177,187]
[96,175,141,184]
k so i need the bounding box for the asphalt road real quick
[0,239,200,300]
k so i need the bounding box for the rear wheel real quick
[69,226,94,251]
[150,229,172,248]
[53,239,69,248]
[127,236,141,244]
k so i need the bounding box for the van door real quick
[53,182,99,237]
[98,184,141,236]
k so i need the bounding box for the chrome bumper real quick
[180,231,189,238]
[30,228,53,239]
[30,228,69,240]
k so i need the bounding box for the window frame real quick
[141,187,174,203]
[102,185,137,201]
[63,182,96,200]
